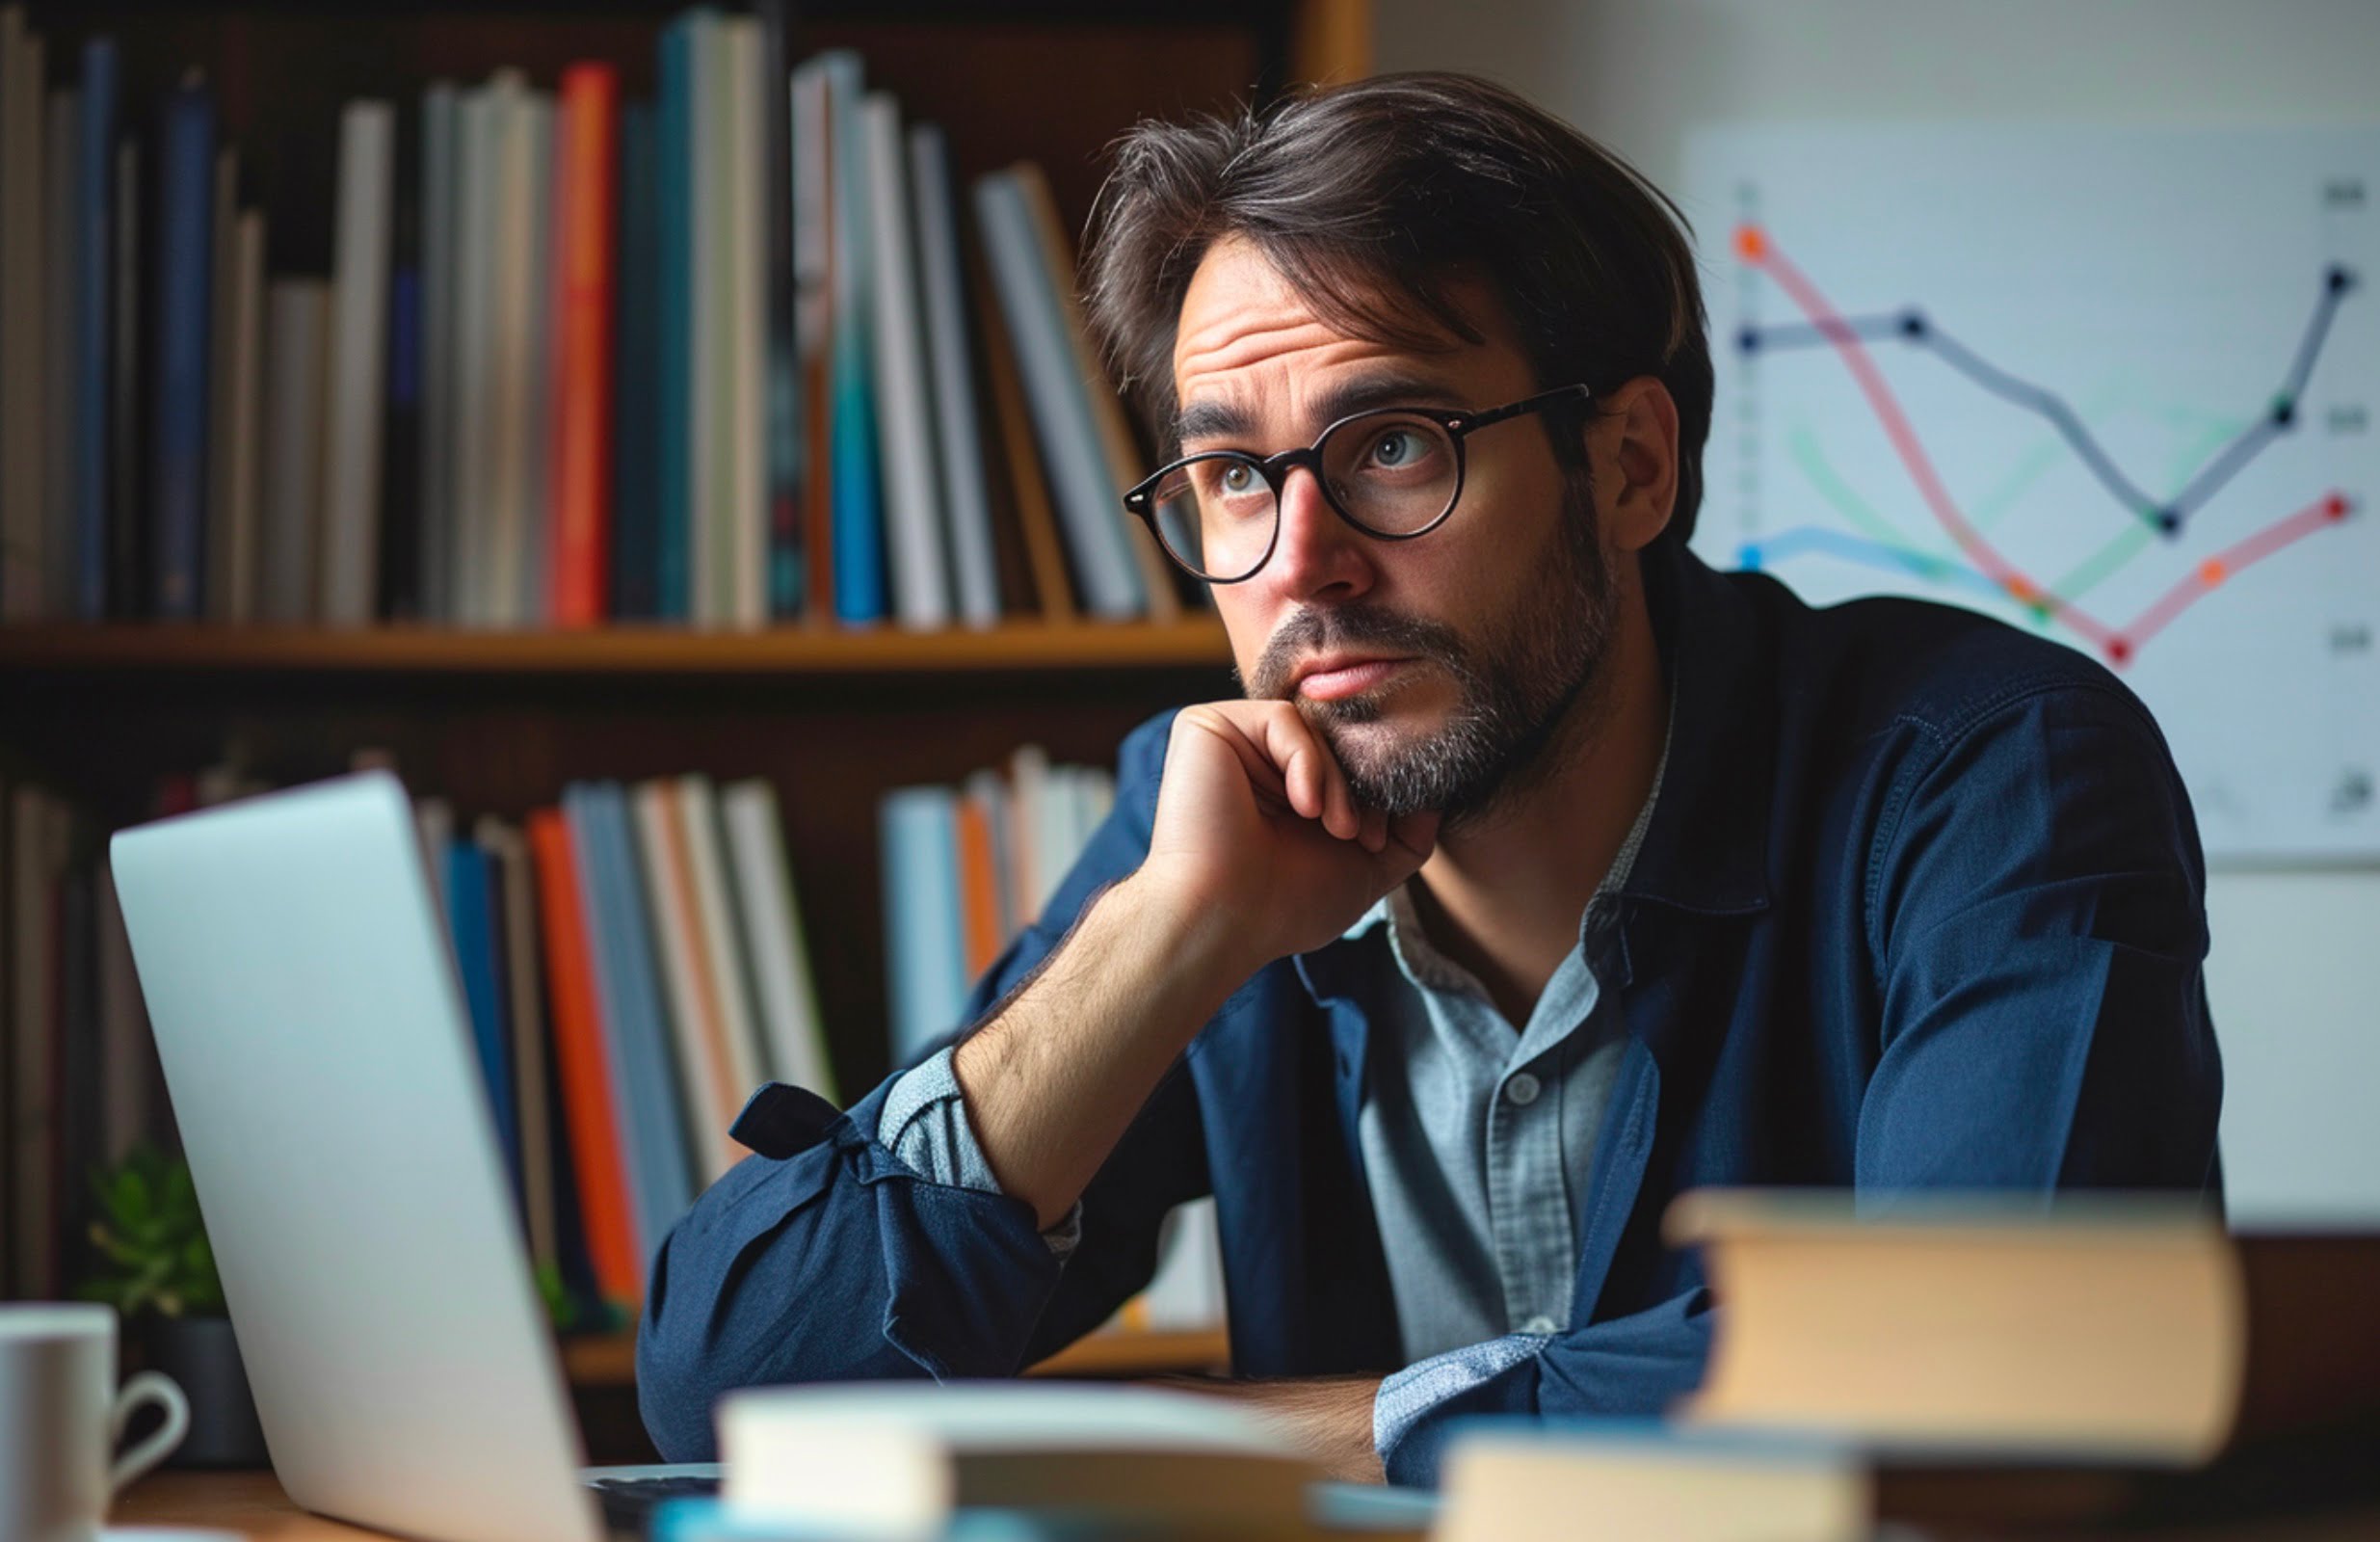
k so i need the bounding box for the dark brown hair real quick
[1083,70,1712,545]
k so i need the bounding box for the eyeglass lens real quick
[1146,411,1462,581]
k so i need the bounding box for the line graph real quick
[1735,263,2354,534]
[1732,223,2356,667]
[1690,123,2380,858]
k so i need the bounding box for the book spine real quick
[380,110,424,624]
[220,210,264,622]
[551,64,618,628]
[823,54,886,625]
[72,37,115,621]
[788,60,836,622]
[106,137,141,618]
[726,16,768,630]
[756,0,805,621]
[516,95,553,625]
[0,14,44,621]
[860,93,951,631]
[527,807,646,1308]
[42,88,78,620]
[149,76,215,622]
[972,173,1143,620]
[612,101,661,621]
[259,280,328,623]
[445,837,523,1206]
[654,22,695,623]
[878,784,967,1067]
[908,123,1000,628]
[419,82,459,624]
[321,99,395,625]
[200,145,235,619]
[720,779,834,1102]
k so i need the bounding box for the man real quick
[637,73,2221,1486]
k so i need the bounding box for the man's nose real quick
[1262,464,1374,602]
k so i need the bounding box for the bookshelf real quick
[0,0,1362,1446]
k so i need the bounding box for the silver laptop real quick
[111,771,717,1542]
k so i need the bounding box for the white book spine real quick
[721,780,833,1099]
[631,781,738,1183]
[320,99,394,625]
[972,173,1142,620]
[259,279,330,623]
[862,93,951,631]
[675,775,764,1104]
[909,124,999,628]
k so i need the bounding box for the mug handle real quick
[108,1369,193,1498]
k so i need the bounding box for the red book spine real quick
[551,64,618,627]
[527,808,644,1309]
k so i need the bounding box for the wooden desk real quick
[117,1472,387,1541]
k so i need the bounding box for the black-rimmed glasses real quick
[1121,383,1593,584]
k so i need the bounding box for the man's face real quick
[1171,236,1620,827]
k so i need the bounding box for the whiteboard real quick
[1685,125,2380,862]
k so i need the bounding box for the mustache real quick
[1243,603,1473,700]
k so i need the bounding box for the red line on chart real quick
[2119,493,2352,656]
[1734,224,2355,667]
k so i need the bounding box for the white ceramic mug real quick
[0,1303,191,1542]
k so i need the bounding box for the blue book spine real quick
[444,840,522,1201]
[879,785,966,1066]
[73,39,116,621]
[654,21,695,623]
[589,784,696,1251]
[612,102,661,621]
[826,56,886,625]
[562,785,654,1263]
[150,76,215,621]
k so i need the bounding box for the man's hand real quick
[1143,702,1441,962]
[952,703,1436,1230]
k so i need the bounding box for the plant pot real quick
[131,1313,270,1469]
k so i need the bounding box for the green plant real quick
[75,1144,225,1319]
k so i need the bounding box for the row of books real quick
[0,7,1194,633]
[0,761,842,1312]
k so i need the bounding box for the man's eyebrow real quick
[1172,372,1469,451]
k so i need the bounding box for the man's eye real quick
[1370,430,1417,466]
[1214,463,1261,497]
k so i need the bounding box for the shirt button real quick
[1521,1315,1558,1335]
[1504,1073,1542,1106]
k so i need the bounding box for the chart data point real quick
[2328,494,2353,520]
[2106,639,2133,667]
[2199,559,2228,587]
[1733,224,1767,262]
[1899,310,1927,338]
[2156,509,2182,535]
[2271,395,2296,427]
[2329,265,2354,293]
[1737,326,1761,354]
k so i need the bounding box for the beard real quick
[1240,473,1620,832]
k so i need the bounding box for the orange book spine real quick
[527,808,644,1308]
[955,792,1003,978]
[551,64,619,626]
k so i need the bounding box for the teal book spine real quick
[444,839,522,1204]
[879,785,965,1065]
[822,53,886,625]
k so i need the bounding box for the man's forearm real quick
[1160,1375,1387,1485]
[953,871,1263,1229]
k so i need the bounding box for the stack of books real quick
[1432,1191,2380,1539]
[0,6,1193,632]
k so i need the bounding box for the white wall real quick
[1377,0,2380,1221]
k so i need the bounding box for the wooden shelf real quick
[0,618,1232,678]
[558,1325,1230,1387]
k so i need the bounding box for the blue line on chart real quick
[1736,267,2356,538]
[1738,526,2004,601]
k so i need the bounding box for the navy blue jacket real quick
[636,543,2223,1483]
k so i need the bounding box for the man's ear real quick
[1589,377,1679,555]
